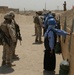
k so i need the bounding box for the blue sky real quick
[0,0,74,10]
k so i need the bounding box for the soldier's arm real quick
[7,24,16,42]
[39,17,43,27]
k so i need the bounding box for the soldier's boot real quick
[35,38,38,42]
[7,62,16,67]
[13,53,19,59]
[12,56,19,60]
[35,36,38,42]
[13,53,18,57]
[1,60,6,66]
[13,50,18,57]
[38,38,43,43]
[35,39,38,42]
[12,51,18,59]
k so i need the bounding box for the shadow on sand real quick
[32,34,36,36]
[32,42,43,45]
[43,70,59,75]
[0,65,14,74]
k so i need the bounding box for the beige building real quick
[9,8,19,14]
[0,6,19,14]
[0,6,9,13]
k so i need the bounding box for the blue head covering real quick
[47,14,54,19]
[47,18,56,26]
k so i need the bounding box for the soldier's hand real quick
[19,36,22,41]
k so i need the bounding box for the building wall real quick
[69,33,74,75]
[0,6,8,13]
[9,8,19,14]
[0,6,19,14]
[60,25,70,60]
[61,21,74,75]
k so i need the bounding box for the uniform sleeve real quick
[39,17,43,27]
[7,24,16,42]
[48,31,54,50]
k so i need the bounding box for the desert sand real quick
[0,14,63,75]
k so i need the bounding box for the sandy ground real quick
[0,14,63,75]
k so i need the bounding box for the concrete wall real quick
[9,8,19,14]
[0,6,19,14]
[60,19,74,75]
[60,15,70,60]
[69,33,74,75]
[61,27,70,60]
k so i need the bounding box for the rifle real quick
[15,23,22,45]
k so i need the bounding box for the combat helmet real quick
[4,13,11,20]
[9,11,15,18]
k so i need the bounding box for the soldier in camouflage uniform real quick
[9,11,22,59]
[1,13,16,66]
[34,12,43,43]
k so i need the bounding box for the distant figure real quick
[33,15,37,36]
[63,1,67,11]
[34,12,42,43]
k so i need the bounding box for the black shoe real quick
[1,60,6,66]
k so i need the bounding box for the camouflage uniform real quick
[34,12,43,43]
[35,23,37,35]
[1,13,16,66]
[11,19,18,58]
[9,11,22,58]
[33,16,37,35]
[36,16,43,43]
[35,23,42,42]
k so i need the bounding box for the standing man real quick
[34,12,42,43]
[33,16,37,36]
[9,11,22,59]
[1,13,16,66]
[63,1,67,11]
